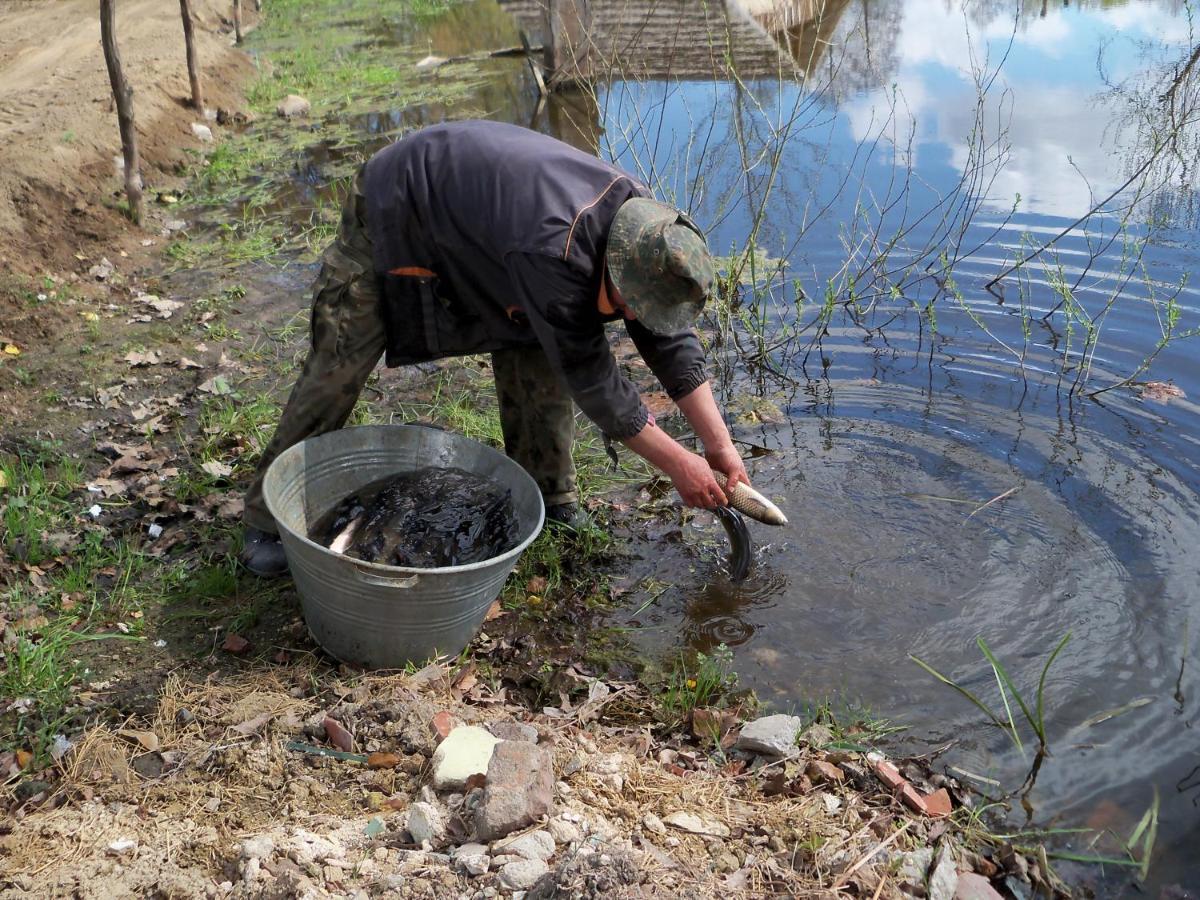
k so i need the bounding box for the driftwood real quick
[99,0,144,225]
[179,0,204,111]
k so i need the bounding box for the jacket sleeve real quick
[505,253,649,441]
[623,319,708,401]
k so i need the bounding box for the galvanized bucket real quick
[262,424,544,669]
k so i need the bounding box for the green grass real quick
[657,644,739,725]
[1,443,84,566]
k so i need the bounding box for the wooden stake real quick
[233,0,243,45]
[99,0,144,225]
[179,0,204,111]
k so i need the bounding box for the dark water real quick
[309,468,518,567]
[227,0,1199,890]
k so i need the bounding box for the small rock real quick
[715,851,740,874]
[459,853,490,876]
[498,858,548,891]
[955,871,1006,900]
[734,715,804,757]
[663,811,730,838]
[415,55,447,71]
[475,740,555,840]
[488,721,539,743]
[896,847,933,887]
[191,122,214,142]
[929,845,959,900]
[499,830,554,861]
[641,813,667,835]
[406,802,446,845]
[924,788,953,818]
[432,726,500,791]
[276,94,311,118]
[431,711,459,742]
[107,839,137,854]
[241,836,275,861]
[547,817,582,844]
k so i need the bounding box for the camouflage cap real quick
[606,198,715,335]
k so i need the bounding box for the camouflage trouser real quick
[243,173,578,534]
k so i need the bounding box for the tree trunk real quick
[99,0,144,225]
[179,0,204,111]
[233,0,243,44]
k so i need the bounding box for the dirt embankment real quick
[0,0,255,284]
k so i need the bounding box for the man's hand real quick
[667,450,728,509]
[705,443,749,493]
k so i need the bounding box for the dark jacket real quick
[362,120,707,441]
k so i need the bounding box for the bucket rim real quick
[263,424,546,576]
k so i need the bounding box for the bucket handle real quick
[351,562,420,589]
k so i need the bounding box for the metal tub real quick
[263,424,544,669]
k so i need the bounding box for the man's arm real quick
[675,380,750,494]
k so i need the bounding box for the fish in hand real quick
[711,472,786,582]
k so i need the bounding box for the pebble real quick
[929,845,959,900]
[734,714,805,757]
[240,836,274,860]
[406,802,446,845]
[190,122,214,142]
[547,817,583,845]
[641,813,666,835]
[663,811,730,838]
[499,830,555,861]
[488,721,539,743]
[498,858,549,891]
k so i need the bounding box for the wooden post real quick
[544,0,590,85]
[99,0,144,225]
[233,0,243,44]
[179,0,204,111]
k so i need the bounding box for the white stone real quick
[547,818,582,845]
[415,55,446,70]
[928,845,959,900]
[498,858,549,891]
[733,714,805,757]
[663,811,730,839]
[452,844,491,876]
[240,836,274,860]
[499,830,554,861]
[406,802,446,845]
[191,123,214,142]
[431,726,500,791]
[641,813,666,835]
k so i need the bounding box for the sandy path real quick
[0,0,255,272]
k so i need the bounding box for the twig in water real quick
[965,485,1019,519]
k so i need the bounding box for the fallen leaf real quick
[232,712,274,735]
[323,716,354,753]
[484,599,506,621]
[201,460,233,478]
[141,295,183,318]
[0,470,8,490]
[117,729,160,752]
[525,576,548,594]
[367,751,401,769]
[123,350,162,367]
[221,633,251,655]
[2,343,20,357]
[177,357,203,369]
[15,749,32,769]
[198,375,234,396]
